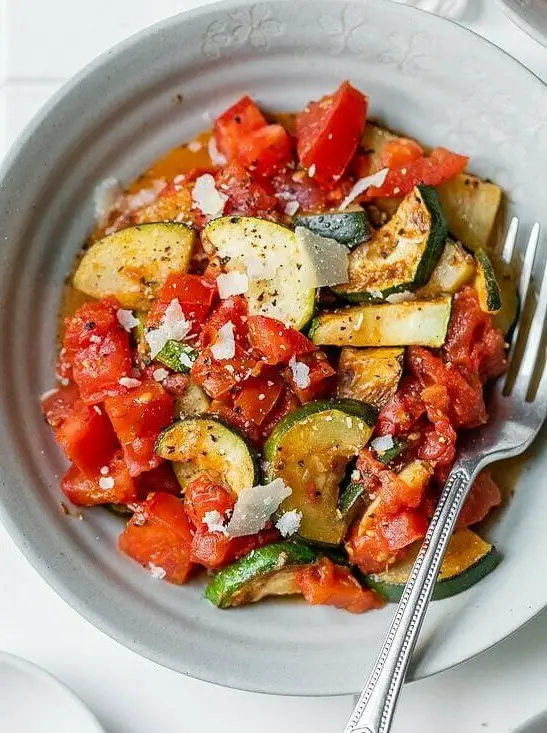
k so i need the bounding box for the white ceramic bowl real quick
[498,0,547,46]
[0,0,546,696]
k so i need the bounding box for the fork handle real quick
[344,462,479,733]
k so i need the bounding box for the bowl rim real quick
[1,0,547,695]
[497,0,547,48]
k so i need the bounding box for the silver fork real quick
[344,218,547,733]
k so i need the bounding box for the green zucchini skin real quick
[334,185,448,303]
[205,542,318,608]
[155,340,197,373]
[367,543,501,602]
[376,438,407,465]
[338,481,366,519]
[293,210,371,249]
[155,415,261,494]
[475,248,502,313]
[265,399,378,447]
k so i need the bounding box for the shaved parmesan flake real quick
[148,562,167,580]
[119,377,141,389]
[217,271,249,298]
[145,299,192,359]
[340,168,389,210]
[94,177,122,227]
[275,509,302,537]
[285,200,300,216]
[153,368,169,382]
[100,466,110,476]
[227,478,292,538]
[371,435,395,454]
[211,321,235,360]
[208,136,227,166]
[295,226,349,288]
[187,140,202,152]
[99,476,115,490]
[289,355,310,389]
[203,510,228,535]
[308,164,316,177]
[40,388,59,402]
[386,291,417,304]
[192,174,227,219]
[117,308,140,332]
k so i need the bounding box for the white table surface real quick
[1,2,547,731]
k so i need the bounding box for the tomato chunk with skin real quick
[458,470,502,528]
[296,81,368,188]
[380,138,423,169]
[248,315,316,365]
[104,380,174,477]
[71,331,133,405]
[64,299,132,405]
[191,345,257,400]
[119,492,194,584]
[209,399,262,445]
[285,350,336,404]
[366,147,468,199]
[55,401,118,476]
[146,273,217,333]
[346,522,391,575]
[298,558,383,613]
[379,510,428,552]
[214,96,267,161]
[61,451,138,506]
[41,382,80,429]
[236,124,293,177]
[443,287,507,382]
[199,295,249,348]
[216,162,278,219]
[184,472,236,527]
[233,373,284,426]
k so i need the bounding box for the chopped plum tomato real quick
[63,298,121,352]
[216,162,278,218]
[458,471,502,528]
[183,472,236,527]
[63,298,132,405]
[61,451,138,506]
[190,530,231,568]
[346,522,391,575]
[41,382,80,429]
[366,147,468,199]
[298,558,383,613]
[376,377,425,437]
[119,492,194,584]
[248,315,316,365]
[236,124,293,177]
[209,399,262,445]
[260,387,300,439]
[55,401,118,477]
[104,380,174,477]
[270,169,330,212]
[443,287,507,382]
[408,346,488,430]
[380,137,423,169]
[379,510,428,552]
[296,81,368,188]
[214,96,267,161]
[191,345,257,400]
[233,373,284,426]
[146,273,217,332]
[137,462,181,498]
[199,295,249,348]
[285,350,336,404]
[71,331,133,405]
[358,449,427,514]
